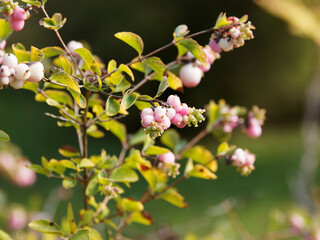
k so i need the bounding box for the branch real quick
[45,112,80,126]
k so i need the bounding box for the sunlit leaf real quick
[121,90,138,110]
[178,39,206,66]
[110,167,139,182]
[0,130,10,142]
[115,32,144,56]
[28,220,62,235]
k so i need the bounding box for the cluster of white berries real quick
[179,45,220,88]
[0,40,6,65]
[230,148,256,176]
[141,95,205,138]
[0,53,44,89]
[209,16,255,53]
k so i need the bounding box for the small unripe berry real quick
[219,38,233,52]
[199,63,211,72]
[15,64,30,81]
[229,27,240,39]
[27,62,44,82]
[3,53,18,68]
[231,148,246,167]
[10,79,24,89]
[179,63,203,88]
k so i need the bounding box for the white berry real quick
[3,53,18,68]
[15,64,30,81]
[10,79,25,89]
[219,38,233,52]
[67,40,83,52]
[1,77,10,85]
[27,62,44,82]
[179,63,203,88]
[0,66,11,77]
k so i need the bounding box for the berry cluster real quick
[0,53,44,89]
[209,16,255,53]
[1,0,28,31]
[230,148,256,176]
[140,95,205,138]
[179,45,220,88]
[158,151,180,177]
[220,106,239,133]
[246,106,265,138]
[0,40,6,65]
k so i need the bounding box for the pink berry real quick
[1,77,9,85]
[154,106,167,115]
[160,116,171,130]
[166,108,176,120]
[14,162,36,187]
[179,103,189,116]
[0,40,6,50]
[167,95,181,109]
[159,152,175,165]
[231,148,246,167]
[10,79,25,89]
[179,63,203,88]
[154,113,166,122]
[176,121,186,128]
[246,118,262,138]
[171,113,183,126]
[12,7,27,21]
[244,152,255,166]
[7,207,27,230]
[230,27,240,39]
[141,115,155,128]
[209,39,222,53]
[203,45,215,64]
[141,108,154,118]
[199,62,211,72]
[9,19,25,31]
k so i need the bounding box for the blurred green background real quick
[0,0,317,239]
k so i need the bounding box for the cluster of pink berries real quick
[0,53,44,89]
[209,15,255,53]
[220,106,239,133]
[246,106,265,138]
[289,212,320,240]
[179,45,220,88]
[1,0,28,32]
[230,148,256,176]
[158,151,180,177]
[0,40,6,65]
[0,151,36,187]
[141,95,205,138]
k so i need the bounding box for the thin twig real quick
[45,112,80,126]
[43,77,68,88]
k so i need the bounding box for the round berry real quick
[15,64,30,81]
[27,62,44,82]
[1,77,9,85]
[179,63,203,88]
[166,108,176,120]
[219,38,233,52]
[67,40,83,52]
[171,113,183,126]
[141,115,155,128]
[11,7,27,21]
[209,39,222,53]
[160,116,171,130]
[9,19,25,32]
[0,65,11,77]
[10,79,24,89]
[179,103,189,116]
[158,152,175,165]
[141,108,154,118]
[3,53,18,68]
[154,106,167,115]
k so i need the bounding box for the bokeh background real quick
[0,0,319,239]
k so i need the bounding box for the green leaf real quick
[67,203,77,234]
[159,188,188,208]
[31,46,44,62]
[69,89,87,109]
[62,178,77,189]
[74,48,101,76]
[58,55,73,75]
[40,13,67,30]
[12,43,30,62]
[115,32,144,55]
[128,212,153,225]
[110,167,139,183]
[41,46,64,58]
[137,164,157,192]
[214,12,231,29]
[48,159,66,175]
[28,220,63,235]
[107,59,117,73]
[167,72,183,91]
[22,0,41,7]
[145,145,170,155]
[60,160,76,169]
[0,230,13,240]
[29,164,50,176]
[113,77,131,93]
[155,76,169,98]
[79,159,95,168]
[86,177,99,196]
[117,198,144,212]
[0,130,10,142]
[42,0,47,5]
[121,90,138,110]
[0,19,12,41]
[59,145,79,158]
[99,120,127,145]
[49,72,80,93]
[178,39,207,66]
[143,57,167,79]
[118,64,134,81]
[106,97,120,116]
[160,129,180,151]
[135,95,153,110]
[69,229,89,240]
[188,164,217,180]
[183,145,215,166]
[22,82,38,93]
[39,90,73,107]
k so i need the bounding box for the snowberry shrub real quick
[0,1,265,239]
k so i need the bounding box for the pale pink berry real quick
[67,40,83,53]
[9,19,25,31]
[166,108,176,120]
[0,65,11,77]
[171,113,183,126]
[290,213,305,233]
[159,152,175,165]
[160,116,171,130]
[231,148,246,167]
[203,45,215,64]
[244,151,255,166]
[246,118,262,138]
[209,39,222,53]
[10,79,25,89]
[179,103,189,116]
[7,207,27,230]
[3,53,18,68]
[154,113,166,122]
[176,121,186,128]
[12,7,27,21]
[1,77,10,85]
[13,161,36,187]
[154,106,167,115]
[179,63,203,88]
[15,64,30,81]
[141,108,154,118]
[0,153,16,172]
[219,38,233,52]
[199,63,211,72]
[223,124,233,133]
[141,115,155,128]
[167,95,181,109]
[229,27,240,39]
[27,62,44,82]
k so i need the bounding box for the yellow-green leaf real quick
[115,32,144,56]
[178,39,207,66]
[121,90,138,110]
[159,188,188,208]
[106,97,120,116]
[128,212,153,225]
[28,220,62,235]
[0,130,10,142]
[145,145,170,155]
[110,167,139,182]
[41,46,64,58]
[0,19,12,41]
[30,46,44,62]
[74,48,101,76]
[188,164,217,180]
